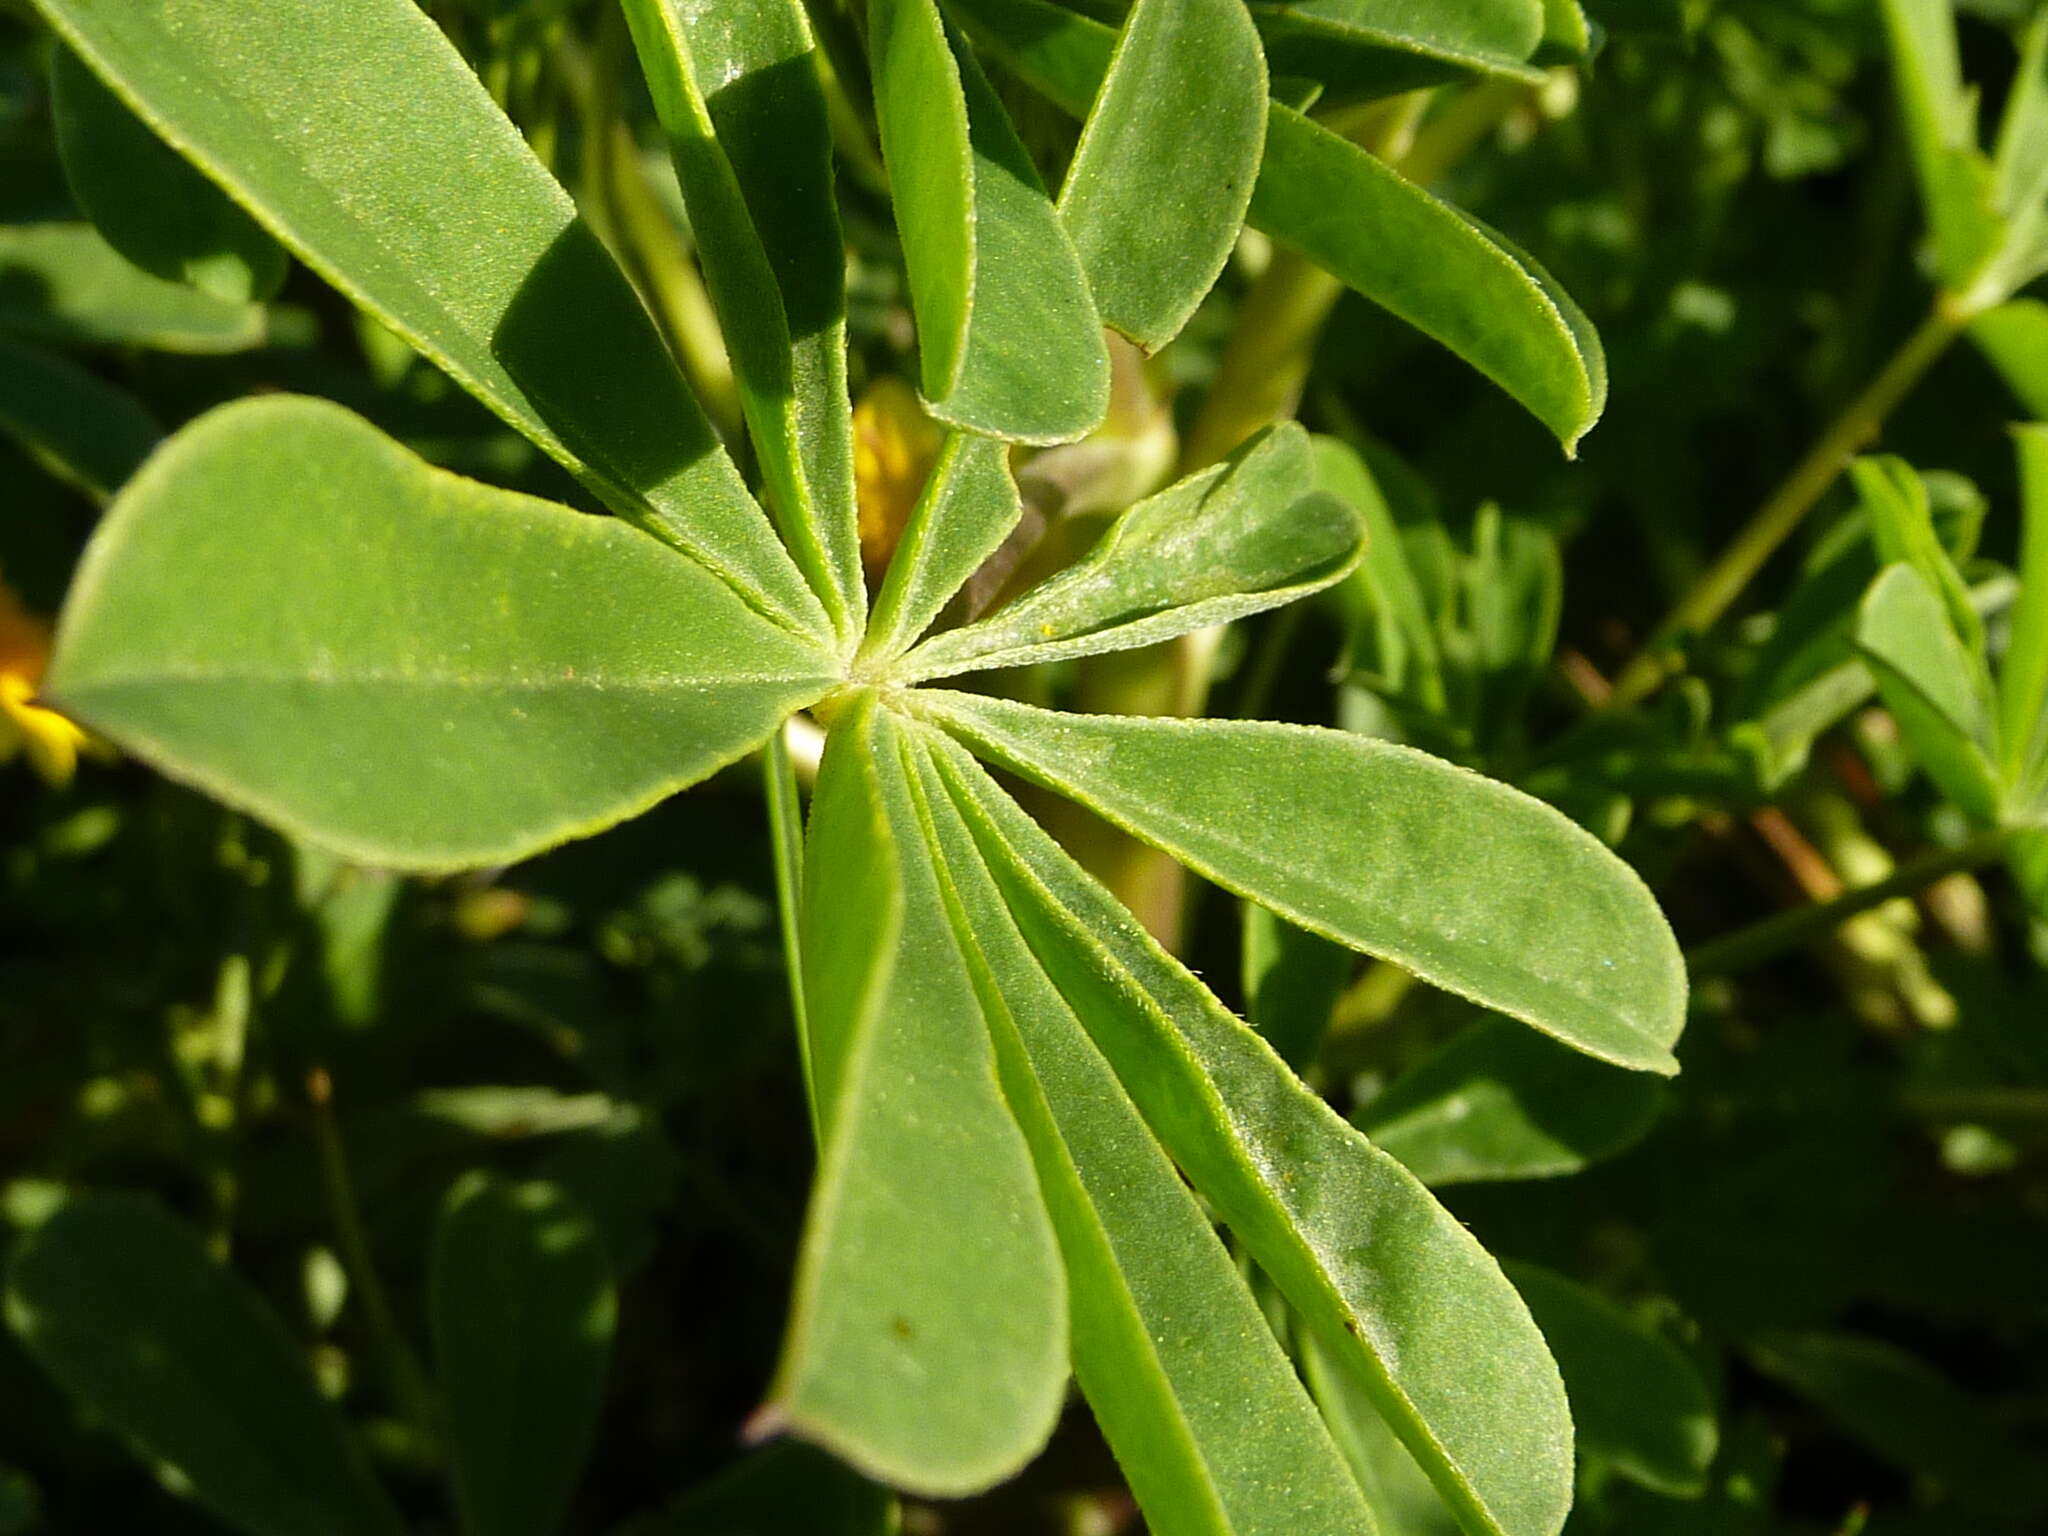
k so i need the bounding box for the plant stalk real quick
[1609,303,1967,707]
[1687,828,2010,978]
[306,1067,439,1450]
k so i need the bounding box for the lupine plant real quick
[8,0,2048,1533]
[0,0,1686,1531]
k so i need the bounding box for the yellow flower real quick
[853,377,944,580]
[0,573,91,787]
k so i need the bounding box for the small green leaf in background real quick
[1505,1264,1717,1497]
[0,337,159,502]
[31,0,824,634]
[868,0,1108,442]
[1242,902,1351,1070]
[936,737,1575,1536]
[2000,423,2048,803]
[50,44,286,304]
[939,0,1606,452]
[4,1193,404,1536]
[1252,110,1609,454]
[769,698,1065,1496]
[1854,563,2002,823]
[1319,435,1447,715]
[1878,0,2004,293]
[1853,456,1984,663]
[1058,0,1266,352]
[45,396,837,870]
[432,1176,615,1536]
[618,1441,894,1536]
[1991,8,2048,221]
[1355,1017,1667,1186]
[1249,0,1545,108]
[922,690,1687,1074]
[1749,1332,2048,1519]
[0,222,267,352]
[618,0,864,644]
[912,734,1379,1536]
[895,424,1361,679]
[858,433,1021,669]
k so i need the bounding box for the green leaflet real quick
[31,0,824,636]
[927,734,1574,1536]
[0,337,159,502]
[2002,425,2048,802]
[940,0,1606,451]
[769,698,1065,1496]
[1249,0,1546,106]
[920,691,1686,1073]
[1854,564,2002,824]
[1254,111,1606,454]
[44,397,837,871]
[619,0,864,645]
[1355,1018,1666,1186]
[1300,1327,1461,1536]
[1993,9,2048,220]
[1320,435,1447,715]
[1504,1265,1717,1498]
[50,45,286,304]
[432,1177,615,1536]
[1853,456,1985,663]
[1971,297,2048,415]
[1058,0,1266,351]
[0,222,267,353]
[894,424,1362,680]
[1877,0,2010,295]
[870,0,1110,442]
[859,433,1022,670]
[4,1194,404,1536]
[1241,903,1351,1070]
[906,729,1379,1536]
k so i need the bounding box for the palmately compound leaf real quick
[431,1177,615,1536]
[44,397,839,871]
[924,733,1574,1536]
[940,0,1606,452]
[903,724,1379,1536]
[619,0,864,645]
[5,1194,404,1536]
[31,0,825,635]
[1058,0,1266,352]
[893,423,1362,681]
[869,0,1109,442]
[920,691,1686,1073]
[766,696,1065,1496]
[49,44,286,304]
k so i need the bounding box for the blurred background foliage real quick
[4,0,2048,1532]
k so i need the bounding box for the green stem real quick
[1610,303,1966,707]
[307,1067,439,1450]
[763,724,819,1141]
[1687,828,2010,979]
